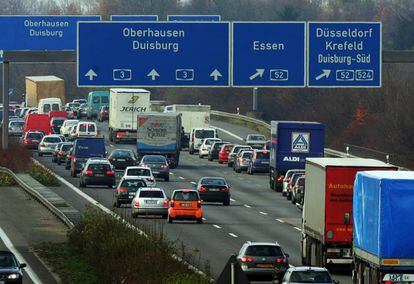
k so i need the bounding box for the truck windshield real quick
[195,130,215,139]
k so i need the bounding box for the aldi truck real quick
[269,121,325,191]
[108,88,150,143]
[353,171,414,284]
[301,158,397,268]
[136,112,182,168]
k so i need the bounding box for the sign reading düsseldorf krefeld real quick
[0,15,100,54]
[77,22,229,87]
[308,22,381,87]
[232,22,306,87]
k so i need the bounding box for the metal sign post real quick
[2,61,9,149]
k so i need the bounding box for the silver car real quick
[38,135,64,156]
[280,266,338,283]
[123,166,157,187]
[131,187,169,218]
[8,120,24,136]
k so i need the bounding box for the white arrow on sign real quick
[249,69,265,80]
[147,69,160,80]
[210,69,222,81]
[85,69,97,81]
[315,69,331,81]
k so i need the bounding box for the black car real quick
[0,251,26,284]
[75,103,88,118]
[139,155,170,181]
[50,116,66,134]
[194,177,230,206]
[208,141,229,161]
[113,177,147,207]
[79,159,116,188]
[108,149,138,170]
[56,143,73,165]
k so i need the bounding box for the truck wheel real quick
[109,129,113,141]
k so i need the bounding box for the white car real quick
[123,166,156,187]
[131,187,169,218]
[38,134,64,156]
[189,128,218,155]
[280,266,337,283]
[199,138,221,158]
[74,121,98,138]
[60,119,79,136]
[245,134,267,149]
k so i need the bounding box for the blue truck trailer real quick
[269,121,325,191]
[136,112,182,169]
[353,171,414,283]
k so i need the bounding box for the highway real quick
[33,118,351,283]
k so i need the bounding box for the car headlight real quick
[8,273,19,279]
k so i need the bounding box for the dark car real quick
[194,177,230,206]
[75,103,88,118]
[56,143,73,165]
[287,173,305,201]
[108,149,138,170]
[22,131,44,149]
[113,177,147,207]
[0,250,26,284]
[52,142,65,163]
[66,138,106,177]
[139,155,170,181]
[97,105,109,122]
[227,145,252,167]
[237,241,289,280]
[50,117,66,134]
[247,149,270,174]
[292,176,305,205]
[208,141,229,161]
[234,150,253,173]
[79,159,116,188]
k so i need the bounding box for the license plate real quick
[145,200,157,204]
[117,159,126,161]
[32,140,39,143]
[180,203,192,207]
[153,171,159,174]
[95,174,104,177]
[256,264,273,268]
[209,188,220,191]
[262,161,269,164]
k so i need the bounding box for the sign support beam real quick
[2,61,9,149]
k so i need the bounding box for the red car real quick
[22,131,44,149]
[218,143,234,164]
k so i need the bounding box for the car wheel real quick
[208,156,213,161]
[167,215,173,223]
[291,195,296,204]
[38,152,43,157]
[57,160,61,165]
[282,191,287,197]
[189,147,194,155]
[287,192,292,200]
[236,167,241,173]
[65,164,70,170]
[197,217,203,224]
[164,175,170,182]
[131,213,137,218]
[114,200,120,208]
[71,170,77,177]
[223,200,230,206]
[227,163,231,168]
[218,161,223,164]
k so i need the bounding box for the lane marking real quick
[210,125,244,141]
[230,198,236,202]
[0,227,43,284]
[228,233,238,238]
[213,225,221,229]
[294,227,302,231]
[179,176,185,180]
[109,144,114,148]
[259,211,268,216]
[170,172,174,175]
[276,219,285,223]
[244,204,251,208]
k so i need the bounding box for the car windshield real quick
[298,178,305,186]
[65,120,78,127]
[44,137,62,143]
[242,152,253,158]
[205,139,219,146]
[143,156,166,163]
[0,254,16,267]
[127,168,150,176]
[201,178,226,186]
[289,271,332,283]
[195,130,215,139]
[245,245,283,257]
[213,143,225,150]
[139,191,164,198]
[61,145,72,151]
[10,121,24,126]
[87,163,111,171]
[52,118,65,125]
[101,96,109,103]
[255,151,270,159]
[27,133,43,139]
[120,180,147,189]
[111,150,134,158]
[93,97,99,103]
[173,191,199,201]
[235,147,250,154]
[248,135,266,141]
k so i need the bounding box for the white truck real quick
[108,88,150,143]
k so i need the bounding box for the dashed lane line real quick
[276,219,285,223]
[230,198,236,202]
[259,211,268,216]
[244,204,251,208]
[213,225,222,229]
[228,233,238,238]
[294,227,302,231]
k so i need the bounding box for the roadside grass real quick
[28,162,59,186]
[0,173,17,186]
[36,208,211,284]
[211,114,270,136]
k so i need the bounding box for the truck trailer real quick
[108,88,150,143]
[301,158,397,268]
[353,171,414,284]
[269,121,325,191]
[136,112,182,168]
[25,76,65,108]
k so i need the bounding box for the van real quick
[38,98,62,114]
[189,128,218,155]
[86,91,109,119]
[74,121,98,138]
[24,114,51,135]
[67,138,106,177]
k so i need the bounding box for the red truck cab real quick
[24,114,51,135]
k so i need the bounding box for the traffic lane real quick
[211,118,264,141]
[0,186,67,284]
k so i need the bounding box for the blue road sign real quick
[308,22,381,87]
[0,15,100,57]
[111,15,158,21]
[232,22,306,87]
[77,22,230,87]
[167,15,221,21]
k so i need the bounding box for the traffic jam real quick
[1,80,413,283]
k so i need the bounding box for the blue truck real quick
[136,112,182,169]
[66,138,106,177]
[353,171,414,283]
[269,121,325,191]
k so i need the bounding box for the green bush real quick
[28,163,59,186]
[0,173,16,186]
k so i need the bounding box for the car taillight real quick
[40,143,45,147]
[148,177,154,182]
[284,177,290,182]
[23,140,28,144]
[240,256,253,263]
[197,200,201,208]
[199,186,207,192]
[118,187,127,193]
[106,170,115,175]
[163,200,169,207]
[383,281,392,284]
[277,176,284,182]
[276,257,287,263]
[170,201,174,207]
[108,157,113,161]
[221,187,229,193]
[85,170,93,175]
[140,163,147,167]
[134,200,140,207]
[8,127,12,131]
[161,164,168,169]
[51,124,56,127]
[127,157,134,162]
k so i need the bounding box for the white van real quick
[189,127,218,155]
[74,121,98,138]
[38,98,62,114]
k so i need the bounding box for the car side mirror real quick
[19,263,27,268]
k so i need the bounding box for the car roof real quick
[138,187,164,192]
[125,166,151,170]
[0,250,14,255]
[172,189,198,193]
[288,266,329,272]
[199,177,226,182]
[43,134,62,138]
[121,176,146,181]
[244,241,281,247]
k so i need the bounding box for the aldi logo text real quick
[291,132,310,153]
